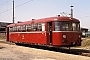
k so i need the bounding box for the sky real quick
[0,0,90,29]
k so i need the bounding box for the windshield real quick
[54,21,61,31]
[61,22,69,31]
[72,22,80,31]
[54,21,80,31]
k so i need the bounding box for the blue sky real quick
[0,0,90,29]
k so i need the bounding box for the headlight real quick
[63,35,66,38]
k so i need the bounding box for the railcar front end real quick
[52,21,82,47]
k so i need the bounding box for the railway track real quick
[42,46,90,57]
[18,44,90,57]
[0,41,90,57]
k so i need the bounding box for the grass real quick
[81,37,90,49]
[81,37,90,47]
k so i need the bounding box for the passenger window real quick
[42,23,45,31]
[17,26,21,32]
[13,27,17,32]
[26,24,31,31]
[32,24,37,31]
[9,27,13,32]
[38,23,42,31]
[21,25,26,32]
[38,23,45,31]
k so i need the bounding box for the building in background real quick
[81,28,88,37]
[0,22,11,38]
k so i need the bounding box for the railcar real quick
[7,15,82,47]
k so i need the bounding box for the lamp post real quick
[70,5,74,18]
[13,0,14,23]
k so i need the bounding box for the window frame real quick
[37,22,45,31]
[26,24,31,31]
[54,21,61,31]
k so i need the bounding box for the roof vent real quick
[57,15,60,17]
[32,19,35,20]
[17,21,22,23]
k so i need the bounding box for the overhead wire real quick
[0,0,10,7]
[15,0,33,8]
[77,16,90,18]
[0,0,33,15]
[0,0,89,18]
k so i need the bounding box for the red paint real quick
[52,31,81,46]
[9,32,47,44]
[7,17,79,27]
[7,16,81,47]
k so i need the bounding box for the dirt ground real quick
[0,42,90,60]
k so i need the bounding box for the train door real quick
[47,22,52,45]
[7,27,9,41]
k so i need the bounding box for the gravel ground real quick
[0,43,90,60]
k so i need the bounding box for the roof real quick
[0,22,12,27]
[81,28,88,30]
[7,16,80,27]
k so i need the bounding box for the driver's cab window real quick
[72,23,76,31]
[61,22,69,31]
[54,21,61,31]
[72,22,80,31]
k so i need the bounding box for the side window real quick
[38,23,45,31]
[32,24,37,31]
[38,23,42,31]
[17,26,21,32]
[9,27,13,32]
[42,23,45,31]
[26,24,31,31]
[13,27,17,32]
[21,25,26,32]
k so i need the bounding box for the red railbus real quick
[7,16,82,47]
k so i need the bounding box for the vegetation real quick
[81,37,90,47]
[81,37,90,49]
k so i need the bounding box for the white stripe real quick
[9,31,80,34]
[52,31,80,32]
[10,31,46,34]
